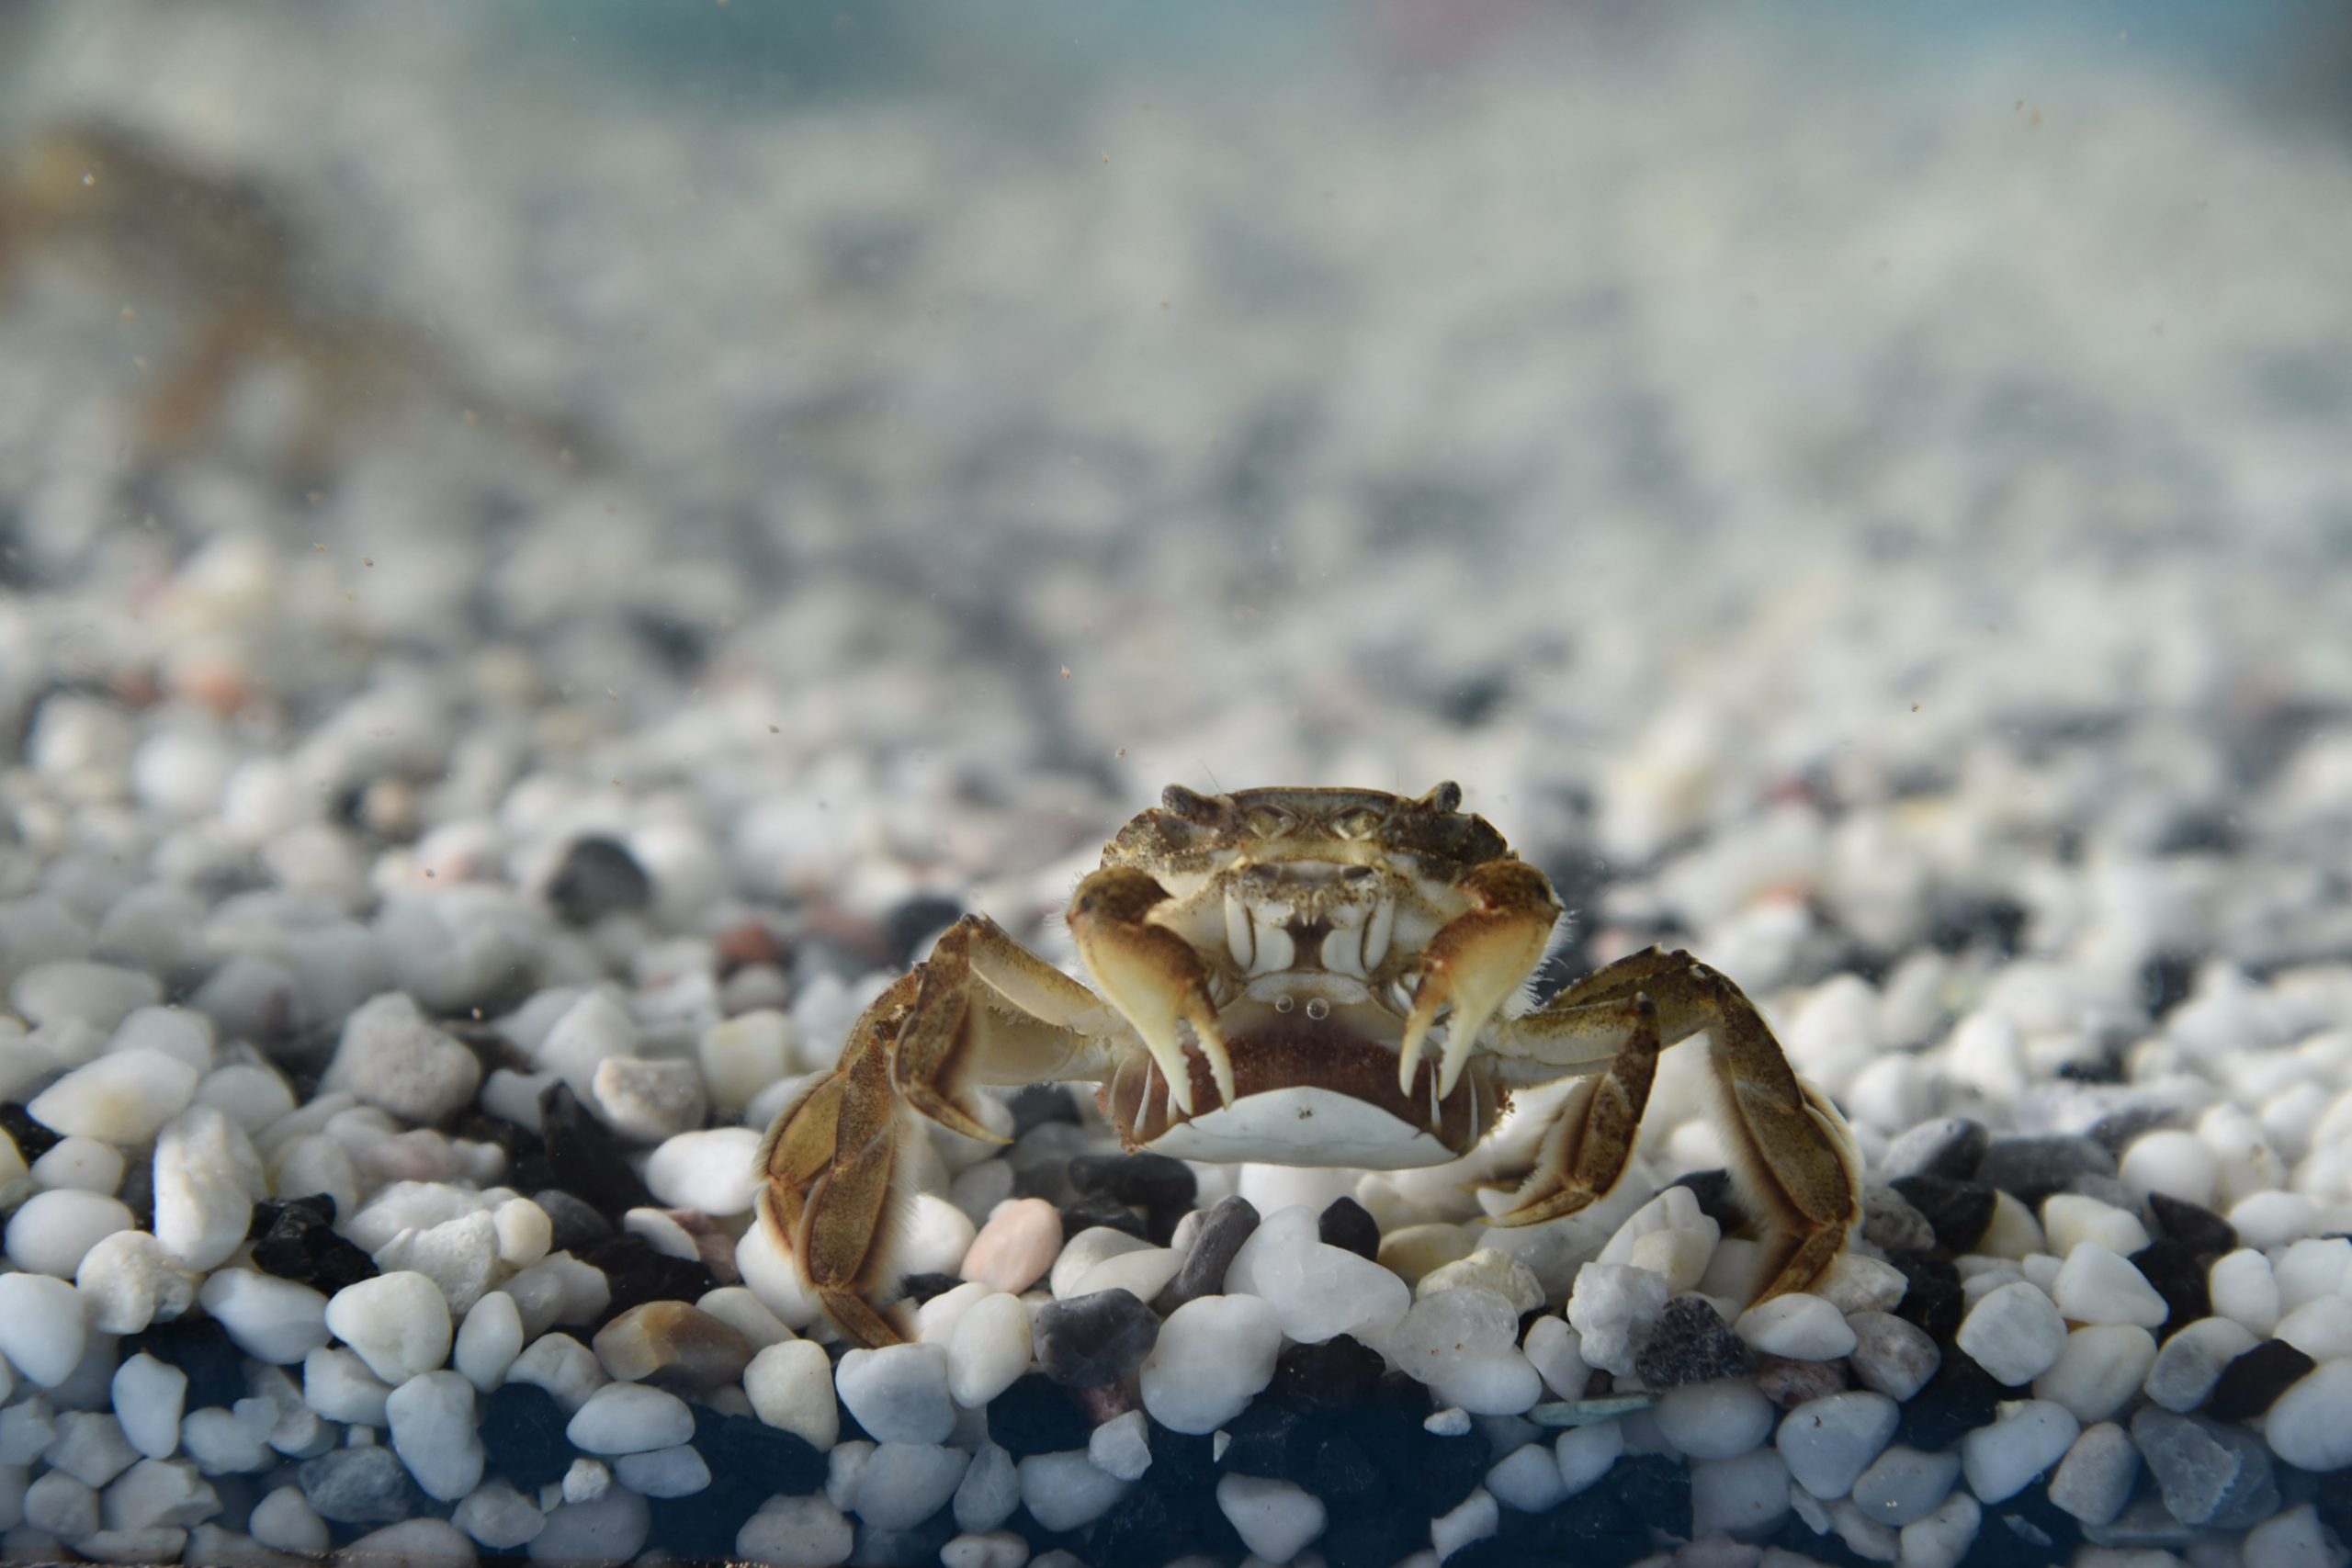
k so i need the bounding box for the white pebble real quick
[850,1443,968,1529]
[105,1457,219,1532]
[2245,1504,2351,1568]
[10,962,161,1034]
[1901,1492,1982,1568]
[1848,1310,1941,1402]
[1216,1473,1326,1563]
[2266,1359,2352,1472]
[563,1456,611,1503]
[1736,1293,1857,1360]
[591,1055,707,1142]
[2032,1325,2157,1423]
[2232,1190,2322,1249]
[565,1382,694,1455]
[1089,1410,1152,1482]
[2143,1315,2258,1413]
[46,1412,139,1488]
[191,1063,296,1134]
[1959,1399,2078,1503]
[2210,1247,2283,1336]
[835,1343,956,1444]
[320,993,482,1124]
[1655,1381,1775,1461]
[744,1340,838,1450]
[2046,1420,2138,1527]
[74,1229,198,1337]
[179,1408,268,1474]
[300,1347,391,1427]
[1431,1485,1499,1561]
[1850,1444,1962,1528]
[642,1126,763,1215]
[613,1444,713,1498]
[1486,1442,1568,1513]
[2049,1243,2168,1328]
[2118,1130,2219,1208]
[1019,1450,1129,1531]
[6,1190,133,1277]
[1555,1420,1623,1495]
[1139,1295,1283,1434]
[454,1291,525,1392]
[737,1495,853,1567]
[1776,1391,1899,1500]
[2278,1297,2352,1362]
[1956,1281,2068,1384]
[697,1011,796,1117]
[28,1051,198,1147]
[0,1271,89,1385]
[939,1530,1028,1568]
[452,1479,545,1550]
[696,1286,792,1351]
[1226,1205,1409,1345]
[1976,1190,2044,1259]
[956,1444,1021,1533]
[1690,1447,1791,1536]
[325,1270,453,1383]
[506,1332,607,1414]
[151,1107,265,1270]
[2040,1195,2149,1258]
[33,1136,125,1193]
[950,1292,1033,1409]
[352,1516,481,1563]
[2276,1238,2352,1313]
[109,1356,185,1461]
[25,1468,99,1540]
[1565,1263,1670,1375]
[1521,1316,1590,1400]
[387,1371,483,1501]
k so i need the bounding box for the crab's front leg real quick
[757,914,1123,1346]
[1394,858,1564,1100]
[1485,948,1862,1303]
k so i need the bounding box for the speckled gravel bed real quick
[4,7,2352,1568]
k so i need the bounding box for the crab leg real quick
[1068,867,1236,1113]
[1486,993,1662,1226]
[1493,947,1860,1300]
[1396,859,1562,1100]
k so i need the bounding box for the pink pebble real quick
[961,1198,1062,1294]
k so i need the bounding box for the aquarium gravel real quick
[3,7,2352,1568]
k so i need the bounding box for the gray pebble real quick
[1974,1135,2117,1204]
[1154,1195,1260,1314]
[2048,1421,2139,1527]
[296,1445,420,1526]
[1879,1119,1989,1183]
[2131,1406,2279,1530]
[1850,1444,1962,1528]
[1848,1311,1940,1403]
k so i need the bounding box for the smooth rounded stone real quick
[849,1442,969,1529]
[386,1371,483,1503]
[1376,1221,1481,1290]
[563,1457,612,1504]
[2118,1131,2221,1209]
[325,1270,452,1383]
[1690,1447,1792,1537]
[491,1198,551,1270]
[1088,1408,1151,1482]
[1956,1280,2068,1385]
[1654,1381,1776,1461]
[2211,1247,2284,1336]
[78,1524,192,1563]
[695,1010,795,1117]
[590,1055,707,1143]
[2266,1359,2352,1472]
[744,1339,839,1450]
[109,1355,186,1461]
[2132,1404,2280,1529]
[315,993,481,1126]
[1485,1440,1569,1514]
[2145,1317,2259,1414]
[564,1382,694,1455]
[28,1050,199,1147]
[179,1407,270,1475]
[2045,1420,2139,1527]
[1154,1195,1260,1313]
[6,1189,133,1277]
[1047,1225,1153,1301]
[1431,1485,1501,1561]
[2278,1298,2352,1363]
[1216,1472,1327,1563]
[612,1443,712,1498]
[622,1206,701,1264]
[2050,1243,2169,1328]
[1974,1190,2045,1260]
[1850,1444,1962,1528]
[0,1270,89,1387]
[940,1530,1029,1568]
[2247,1505,2352,1568]
[639,1126,762,1216]
[192,1063,298,1134]
[1140,1295,1283,1434]
[10,963,162,1035]
[32,1136,126,1194]
[25,1468,99,1540]
[737,1495,854,1567]
[2032,1325,2157,1423]
[453,1291,525,1393]
[836,1342,956,1444]
[1735,1293,1856,1361]
[1899,1490,1982,1568]
[374,1211,502,1316]
[152,1106,266,1271]
[949,1291,1033,1409]
[1389,1287,1519,1377]
[1777,1391,1899,1500]
[1069,1244,1183,1303]
[695,1285,790,1351]
[1552,1421,1627,1498]
[1425,1405,1473,1436]
[955,1444,1021,1534]
[298,1349,390,1428]
[592,1300,752,1393]
[2041,1195,2151,1258]
[298,1445,419,1526]
[1019,1450,1131,1532]
[341,1516,479,1563]
[2211,1339,2323,1423]
[1432,1351,1544,1416]
[451,1479,545,1550]
[1959,1399,2079,1504]
[1566,1263,1670,1376]
[47,1412,139,1488]
[496,1253,611,1338]
[1880,1120,1990,1185]
[507,1333,609,1415]
[1226,1204,1411,1345]
[248,1484,331,1555]
[1522,1315,1590,1401]
[1847,1310,1940,1402]
[2274,1238,2352,1314]
[1419,1248,1545,1314]
[2233,1190,2323,1250]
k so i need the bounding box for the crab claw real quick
[1396,860,1562,1100]
[1068,866,1236,1114]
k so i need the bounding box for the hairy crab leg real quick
[1486,993,1662,1226]
[1395,859,1562,1100]
[1067,866,1236,1112]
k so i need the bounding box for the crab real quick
[757,783,1861,1346]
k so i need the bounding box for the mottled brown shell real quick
[1102,782,1512,879]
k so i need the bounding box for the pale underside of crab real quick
[757,783,1862,1347]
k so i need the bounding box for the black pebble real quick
[987,1373,1094,1458]
[533,1189,615,1253]
[546,835,652,926]
[537,1083,656,1219]
[1880,1118,1990,1184]
[581,1233,715,1323]
[2129,1238,2211,1338]
[1634,1294,1758,1388]
[0,1102,61,1161]
[2206,1339,2317,1422]
[1320,1503,1430,1568]
[1973,1134,2117,1206]
[1007,1084,1081,1137]
[1071,1152,1198,1244]
[247,1195,379,1293]
[1155,1195,1260,1314]
[663,1401,827,1559]
[1758,1512,1878,1568]
[1267,1336,1392,1410]
[885,895,965,964]
[2147,1193,2237,1257]
[478,1382,576,1492]
[898,1272,966,1306]
[1891,1175,1997,1255]
[1317,1196,1381,1260]
[1666,1168,1747,1235]
[1609,1452,1695,1541]
[1968,1480,2084,1567]
[121,1314,247,1410]
[1891,1256,1965,1344]
[1899,1353,2007,1452]
[1058,1195,1149,1242]
[1035,1289,1159,1388]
